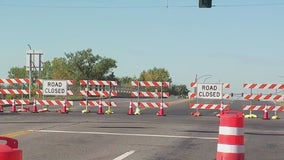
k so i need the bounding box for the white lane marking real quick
[29,130,217,140]
[113,150,135,160]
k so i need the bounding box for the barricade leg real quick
[271,111,280,120]
[134,106,141,115]
[105,106,114,114]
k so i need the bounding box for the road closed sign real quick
[197,83,222,99]
[43,80,67,96]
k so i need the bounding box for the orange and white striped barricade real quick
[80,90,118,97]
[243,83,284,119]
[0,89,29,95]
[0,78,29,84]
[79,80,118,114]
[0,99,30,113]
[190,82,230,89]
[0,79,30,107]
[79,100,117,107]
[188,82,231,116]
[243,105,284,119]
[0,78,30,112]
[243,94,284,101]
[79,100,117,114]
[131,81,170,116]
[130,91,169,98]
[189,103,230,117]
[35,99,73,113]
[131,102,170,109]
[243,83,284,89]
[188,92,231,100]
[131,81,169,87]
[216,110,245,160]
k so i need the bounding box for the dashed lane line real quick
[113,150,135,160]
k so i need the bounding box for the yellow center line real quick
[1,130,31,138]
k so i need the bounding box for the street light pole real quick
[203,76,211,83]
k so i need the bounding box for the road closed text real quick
[197,84,222,99]
[43,80,67,96]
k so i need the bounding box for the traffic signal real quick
[199,0,212,8]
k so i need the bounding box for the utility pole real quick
[26,45,43,99]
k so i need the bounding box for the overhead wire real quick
[0,0,283,9]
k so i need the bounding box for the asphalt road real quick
[0,98,284,160]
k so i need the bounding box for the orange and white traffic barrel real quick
[216,110,245,160]
[0,136,22,160]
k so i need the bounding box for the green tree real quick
[118,76,136,86]
[65,49,117,80]
[8,66,28,78]
[51,57,72,79]
[139,67,171,92]
[170,84,189,97]
[41,58,72,80]
[139,67,172,82]
[41,61,52,79]
[7,66,29,99]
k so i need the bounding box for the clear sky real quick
[1,0,284,93]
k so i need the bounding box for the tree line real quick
[5,49,189,97]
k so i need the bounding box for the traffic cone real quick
[97,99,103,115]
[32,99,38,113]
[262,108,269,120]
[157,103,165,116]
[11,99,17,113]
[0,105,3,112]
[61,98,68,113]
[128,100,134,115]
[216,102,225,118]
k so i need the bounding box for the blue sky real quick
[1,0,284,92]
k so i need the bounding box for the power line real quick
[215,2,284,8]
[0,1,284,9]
